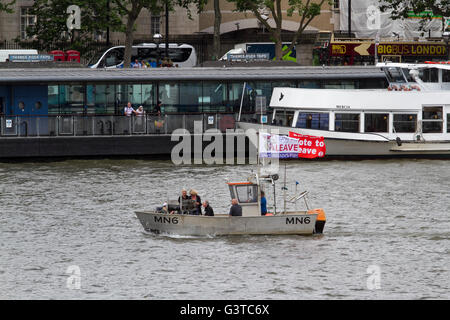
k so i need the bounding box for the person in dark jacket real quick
[229,198,242,216]
[189,189,202,215]
[202,201,214,216]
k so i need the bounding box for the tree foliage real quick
[113,0,206,67]
[25,0,123,56]
[379,1,449,23]
[0,0,15,13]
[228,0,331,60]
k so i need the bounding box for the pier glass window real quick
[158,82,179,113]
[422,106,443,133]
[142,84,155,110]
[335,113,360,132]
[272,109,295,127]
[116,84,145,112]
[228,82,245,112]
[202,82,227,113]
[296,112,329,130]
[364,113,388,132]
[59,85,84,114]
[323,80,356,89]
[393,114,417,133]
[48,85,59,114]
[86,84,116,114]
[179,82,202,112]
[298,80,320,88]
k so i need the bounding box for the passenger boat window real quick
[422,106,443,133]
[236,185,258,203]
[385,67,406,83]
[335,113,360,132]
[393,114,417,133]
[401,68,415,83]
[419,68,439,83]
[272,109,295,127]
[447,114,450,133]
[296,112,329,130]
[443,70,450,83]
[364,113,388,132]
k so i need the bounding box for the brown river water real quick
[0,159,449,299]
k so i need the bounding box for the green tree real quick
[26,0,123,56]
[379,0,450,31]
[114,0,206,68]
[228,0,330,60]
[213,0,222,60]
[0,0,15,13]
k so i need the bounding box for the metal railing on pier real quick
[0,113,240,138]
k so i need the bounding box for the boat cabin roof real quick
[376,62,450,71]
[226,182,254,186]
[269,87,450,111]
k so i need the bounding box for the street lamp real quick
[153,33,162,67]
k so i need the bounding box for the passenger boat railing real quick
[0,113,239,138]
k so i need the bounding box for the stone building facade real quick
[0,0,339,41]
[0,0,340,63]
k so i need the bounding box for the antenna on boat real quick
[283,162,287,214]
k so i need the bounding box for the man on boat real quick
[229,199,242,216]
[260,191,267,216]
[202,201,214,216]
[178,189,195,214]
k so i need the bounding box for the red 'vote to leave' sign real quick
[288,132,326,159]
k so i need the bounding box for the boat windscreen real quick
[385,67,406,83]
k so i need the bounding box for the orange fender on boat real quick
[307,208,326,221]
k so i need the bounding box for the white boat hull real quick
[135,211,320,236]
[238,122,450,156]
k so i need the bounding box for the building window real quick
[364,113,388,132]
[335,113,360,132]
[333,0,340,9]
[20,7,37,40]
[296,112,329,130]
[393,114,417,133]
[422,106,443,133]
[151,14,160,35]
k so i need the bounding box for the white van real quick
[0,49,38,62]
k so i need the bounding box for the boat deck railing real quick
[0,113,243,137]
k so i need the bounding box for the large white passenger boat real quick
[238,62,450,156]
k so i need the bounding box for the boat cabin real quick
[227,182,261,217]
[377,62,450,91]
[267,84,450,143]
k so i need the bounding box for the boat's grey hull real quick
[135,211,319,236]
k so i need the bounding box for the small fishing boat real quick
[135,171,326,236]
